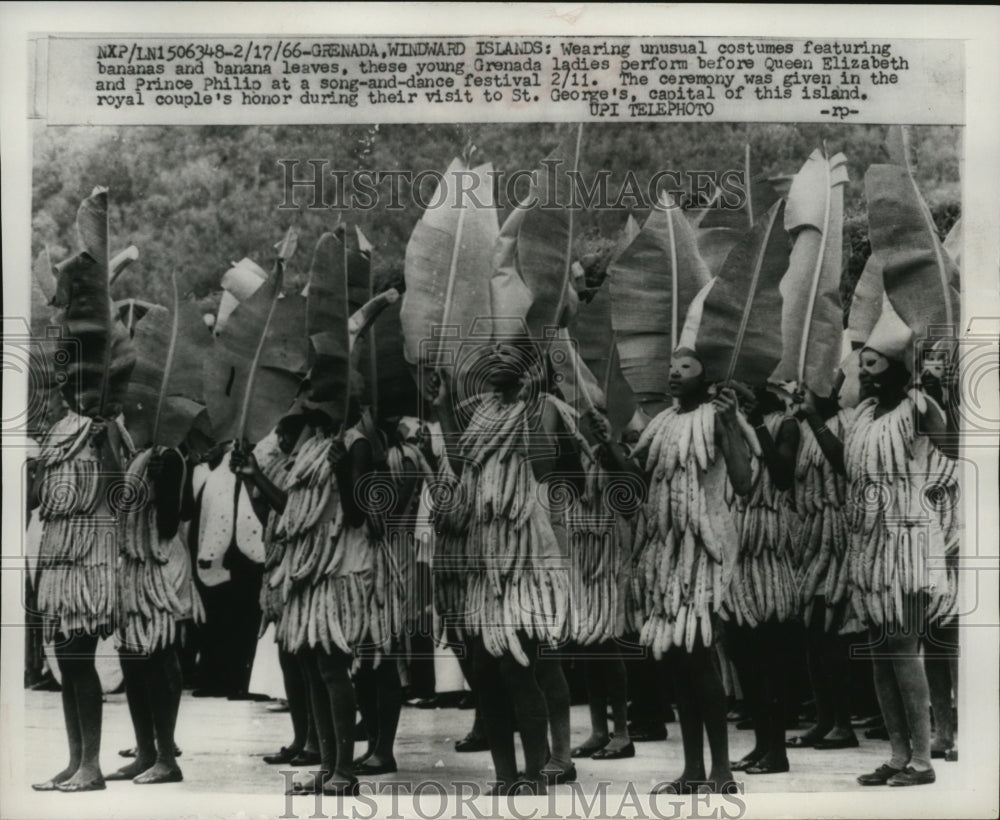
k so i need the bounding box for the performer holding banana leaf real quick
[805,128,961,788]
[106,271,213,785]
[771,149,859,754]
[610,196,769,795]
[353,295,429,778]
[32,189,137,793]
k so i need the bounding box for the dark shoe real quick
[857,764,902,786]
[813,735,859,750]
[591,742,635,760]
[542,764,576,785]
[55,777,106,792]
[786,735,818,748]
[455,733,489,753]
[322,777,360,797]
[865,726,889,740]
[745,758,789,775]
[944,748,958,762]
[191,688,226,698]
[29,676,61,692]
[354,759,397,776]
[571,740,608,758]
[887,766,936,787]
[263,747,300,765]
[736,718,753,730]
[629,724,667,742]
[457,693,476,710]
[290,751,322,766]
[731,753,763,772]
[406,697,439,709]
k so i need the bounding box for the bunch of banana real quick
[37,515,117,642]
[38,411,91,465]
[38,455,104,520]
[368,537,407,657]
[280,569,372,654]
[629,402,755,653]
[845,391,956,627]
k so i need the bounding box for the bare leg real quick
[57,632,104,788]
[688,640,733,788]
[890,630,932,771]
[727,624,767,764]
[134,647,183,783]
[536,651,572,773]
[316,647,359,787]
[296,649,333,792]
[578,650,611,752]
[108,650,156,779]
[474,638,519,789]
[278,647,309,754]
[669,648,707,788]
[33,633,84,787]
[499,639,549,790]
[370,658,402,766]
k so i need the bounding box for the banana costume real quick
[434,392,581,665]
[845,389,954,627]
[268,426,373,654]
[792,411,853,630]
[367,434,433,656]
[36,411,132,641]
[725,412,800,627]
[630,401,750,658]
[116,446,204,652]
[567,448,633,645]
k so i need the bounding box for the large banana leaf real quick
[689,145,781,276]
[123,273,213,448]
[548,328,605,412]
[203,267,303,443]
[54,189,135,418]
[368,298,419,419]
[609,198,711,399]
[306,232,351,403]
[865,126,960,336]
[489,205,534,334]
[402,159,498,368]
[845,252,884,351]
[568,220,638,434]
[696,200,789,386]
[771,148,849,395]
[518,126,584,337]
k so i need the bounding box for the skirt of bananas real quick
[366,441,430,657]
[630,402,750,658]
[116,447,204,654]
[435,394,581,665]
[36,413,123,641]
[846,391,955,628]
[726,413,800,628]
[566,451,632,645]
[270,430,374,654]
[791,413,852,631]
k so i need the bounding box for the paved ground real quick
[19,687,965,801]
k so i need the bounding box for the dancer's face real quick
[487,340,533,388]
[669,350,704,397]
[858,348,890,396]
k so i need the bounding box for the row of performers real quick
[28,324,958,795]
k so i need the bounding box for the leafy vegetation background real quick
[31,122,960,318]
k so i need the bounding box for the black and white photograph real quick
[2,5,998,820]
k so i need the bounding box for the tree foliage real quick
[31,122,960,315]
